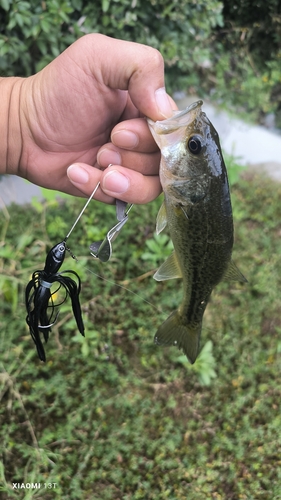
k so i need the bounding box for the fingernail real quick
[102,170,129,194]
[155,87,173,118]
[111,130,139,149]
[67,164,89,184]
[97,149,121,167]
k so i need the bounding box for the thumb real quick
[84,34,174,121]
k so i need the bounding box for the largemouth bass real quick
[148,101,246,364]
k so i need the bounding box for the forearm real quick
[0,77,24,175]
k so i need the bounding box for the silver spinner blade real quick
[90,200,133,262]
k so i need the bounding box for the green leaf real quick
[81,340,90,357]
[16,233,34,252]
[14,12,24,28]
[0,39,10,56]
[40,18,51,33]
[51,44,60,57]
[71,0,82,9]
[37,38,48,55]
[0,245,14,258]
[0,0,10,11]
[7,16,17,30]
[30,23,41,38]
[102,0,110,13]
[58,10,70,24]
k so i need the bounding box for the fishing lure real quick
[25,183,100,361]
[25,241,84,361]
[25,183,133,361]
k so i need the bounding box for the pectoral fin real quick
[223,260,247,283]
[153,252,182,281]
[156,201,167,235]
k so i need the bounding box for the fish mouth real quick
[148,100,204,135]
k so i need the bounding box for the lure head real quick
[44,241,66,276]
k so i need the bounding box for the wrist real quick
[0,77,24,176]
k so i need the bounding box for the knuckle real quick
[146,47,164,70]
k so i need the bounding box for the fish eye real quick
[188,136,202,155]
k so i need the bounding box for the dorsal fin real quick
[223,260,247,282]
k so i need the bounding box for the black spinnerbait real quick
[25,182,100,361]
[25,241,84,361]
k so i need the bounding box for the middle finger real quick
[97,146,161,176]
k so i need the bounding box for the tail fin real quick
[154,310,201,364]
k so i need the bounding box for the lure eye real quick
[188,136,202,155]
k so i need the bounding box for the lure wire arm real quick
[64,182,101,241]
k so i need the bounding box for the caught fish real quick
[148,101,246,364]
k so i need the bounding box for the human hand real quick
[11,34,176,204]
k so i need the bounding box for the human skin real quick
[0,34,176,205]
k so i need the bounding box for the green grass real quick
[0,172,281,499]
